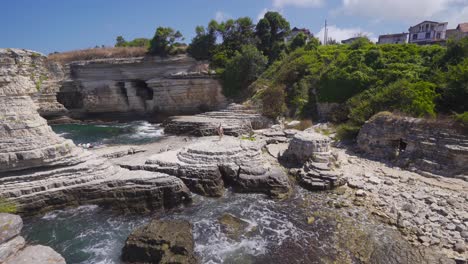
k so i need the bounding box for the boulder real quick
[143,136,291,198]
[282,131,346,191]
[282,131,331,165]
[357,112,468,179]
[121,219,197,264]
[4,245,66,264]
[0,213,65,264]
[0,214,22,244]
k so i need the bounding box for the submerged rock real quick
[143,136,291,198]
[121,219,197,264]
[218,213,251,241]
[0,48,191,215]
[0,213,65,264]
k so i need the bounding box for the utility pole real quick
[324,20,328,45]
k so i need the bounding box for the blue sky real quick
[2,0,467,54]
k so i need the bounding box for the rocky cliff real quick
[0,49,191,215]
[57,55,227,118]
[357,112,468,180]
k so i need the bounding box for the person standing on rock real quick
[217,123,224,140]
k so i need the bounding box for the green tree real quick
[222,45,268,97]
[218,17,256,54]
[256,11,290,61]
[187,24,217,60]
[149,27,184,56]
[289,32,308,51]
[115,36,126,47]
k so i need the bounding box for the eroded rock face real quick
[164,104,272,136]
[58,55,227,117]
[121,219,197,264]
[357,112,468,180]
[0,48,191,215]
[0,213,65,264]
[141,136,291,198]
[282,131,346,191]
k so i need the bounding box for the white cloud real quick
[273,0,324,8]
[215,11,231,22]
[316,25,375,42]
[340,0,468,22]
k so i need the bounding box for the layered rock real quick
[130,136,291,198]
[0,213,65,264]
[121,219,197,264]
[0,48,191,215]
[57,55,227,117]
[164,104,272,136]
[282,130,346,190]
[357,112,468,180]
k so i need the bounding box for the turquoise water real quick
[22,187,407,264]
[51,121,163,146]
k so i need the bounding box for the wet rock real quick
[4,245,65,264]
[218,213,250,241]
[121,219,197,264]
[0,214,22,244]
[144,136,291,198]
[0,236,25,263]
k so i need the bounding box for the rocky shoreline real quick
[1,48,467,263]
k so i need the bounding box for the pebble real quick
[356,190,367,197]
[446,223,456,231]
[367,177,381,185]
[454,241,466,253]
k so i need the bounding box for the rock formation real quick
[123,136,291,198]
[121,219,197,264]
[164,104,272,136]
[0,213,65,264]
[0,48,191,215]
[282,130,346,190]
[357,112,468,180]
[57,55,227,118]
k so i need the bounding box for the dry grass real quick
[47,47,148,64]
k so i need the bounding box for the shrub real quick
[47,47,147,63]
[0,198,17,213]
[335,123,361,141]
[454,111,468,126]
[222,45,268,98]
[259,84,286,118]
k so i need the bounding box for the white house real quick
[408,21,447,45]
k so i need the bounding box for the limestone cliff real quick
[357,112,468,180]
[57,55,227,118]
[0,49,191,214]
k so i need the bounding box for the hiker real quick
[217,123,224,140]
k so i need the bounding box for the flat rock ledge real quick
[121,219,197,264]
[282,130,346,191]
[164,103,272,136]
[0,213,65,264]
[134,136,291,198]
[0,48,191,215]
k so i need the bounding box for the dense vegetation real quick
[107,14,467,135]
[252,38,468,135]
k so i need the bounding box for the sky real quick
[1,0,468,54]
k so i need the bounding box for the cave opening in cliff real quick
[134,80,153,101]
[116,81,130,105]
[399,138,407,153]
